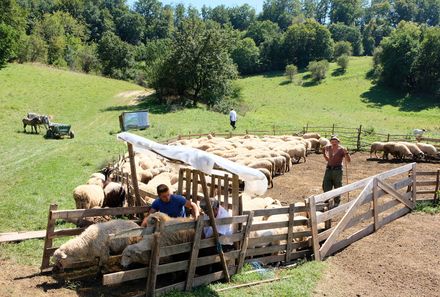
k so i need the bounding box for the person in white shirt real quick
[229,108,237,130]
[199,198,233,248]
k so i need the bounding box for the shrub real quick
[308,60,329,81]
[285,64,298,82]
[334,41,352,58]
[337,54,349,70]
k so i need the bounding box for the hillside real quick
[0,58,439,265]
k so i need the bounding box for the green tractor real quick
[45,123,75,139]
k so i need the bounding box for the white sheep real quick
[370,142,385,158]
[52,220,140,269]
[302,133,321,139]
[87,173,106,188]
[398,142,424,159]
[288,145,307,163]
[416,143,439,158]
[318,137,330,148]
[73,184,104,209]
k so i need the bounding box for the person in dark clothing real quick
[322,136,351,206]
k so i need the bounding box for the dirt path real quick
[313,212,440,297]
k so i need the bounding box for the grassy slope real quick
[0,58,438,292]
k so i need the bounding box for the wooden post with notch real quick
[308,197,320,261]
[146,222,162,297]
[198,171,231,282]
[372,177,379,231]
[185,216,204,291]
[192,170,198,203]
[237,211,254,272]
[127,143,141,206]
[285,204,295,263]
[435,170,440,203]
[185,169,191,200]
[41,203,58,271]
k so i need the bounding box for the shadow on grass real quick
[101,94,172,114]
[360,85,440,112]
[332,68,345,77]
[279,80,291,86]
[263,71,283,78]
[302,80,320,87]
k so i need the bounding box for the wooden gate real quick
[309,163,417,261]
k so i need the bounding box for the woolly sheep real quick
[302,133,321,139]
[318,137,330,148]
[121,213,194,267]
[248,160,273,176]
[398,142,424,159]
[383,142,413,160]
[87,173,106,188]
[288,145,307,163]
[370,142,386,158]
[416,143,439,158]
[143,172,176,197]
[103,182,126,208]
[52,220,140,269]
[73,184,104,209]
[258,168,273,188]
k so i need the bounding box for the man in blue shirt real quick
[141,184,200,227]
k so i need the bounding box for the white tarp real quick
[117,132,268,196]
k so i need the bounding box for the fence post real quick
[127,143,141,206]
[40,203,58,271]
[307,197,321,261]
[411,164,417,207]
[285,204,295,263]
[237,211,254,272]
[185,216,204,291]
[245,129,248,135]
[387,134,390,142]
[357,125,362,151]
[146,221,163,297]
[306,123,309,133]
[331,124,335,135]
[372,177,379,231]
[272,125,276,135]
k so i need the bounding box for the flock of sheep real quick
[370,141,440,161]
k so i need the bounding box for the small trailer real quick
[45,123,74,139]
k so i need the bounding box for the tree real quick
[259,33,285,71]
[76,44,100,73]
[308,59,329,81]
[362,17,393,55]
[0,23,15,68]
[392,0,418,24]
[376,21,421,89]
[260,0,302,30]
[245,20,280,46]
[415,0,440,26]
[231,37,260,75]
[412,27,440,95]
[302,0,318,19]
[229,4,256,30]
[285,64,298,82]
[330,0,363,25]
[116,11,145,44]
[329,22,363,55]
[17,33,48,63]
[337,54,349,70]
[283,19,334,68]
[202,5,230,25]
[316,0,331,24]
[97,31,134,79]
[334,41,353,57]
[151,19,238,106]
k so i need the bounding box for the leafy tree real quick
[316,0,331,24]
[337,54,349,70]
[260,0,302,30]
[362,17,393,55]
[151,19,238,106]
[308,59,329,81]
[415,0,440,26]
[330,0,363,25]
[229,4,256,30]
[285,64,298,82]
[17,33,47,63]
[302,0,318,19]
[392,0,418,24]
[376,21,421,89]
[97,31,134,79]
[76,44,100,73]
[334,41,353,57]
[412,27,440,95]
[231,37,260,75]
[134,0,171,40]
[259,33,285,71]
[0,23,16,68]
[329,22,363,55]
[116,11,145,44]
[283,19,334,68]
[202,5,230,25]
[245,20,280,46]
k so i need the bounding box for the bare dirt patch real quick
[266,152,439,204]
[116,90,155,105]
[313,212,440,297]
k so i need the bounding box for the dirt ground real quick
[1,152,438,297]
[266,152,439,204]
[313,212,440,297]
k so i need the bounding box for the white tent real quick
[117,132,268,196]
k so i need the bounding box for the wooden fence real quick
[308,163,417,261]
[414,169,440,202]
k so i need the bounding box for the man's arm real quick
[323,147,329,161]
[141,208,157,227]
[185,200,200,219]
[344,148,351,163]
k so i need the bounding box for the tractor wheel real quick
[46,130,53,139]
[69,131,75,139]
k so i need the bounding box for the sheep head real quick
[146,212,171,227]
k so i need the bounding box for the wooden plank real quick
[416,171,440,176]
[416,181,437,186]
[245,207,289,217]
[202,215,248,226]
[232,175,240,215]
[52,206,149,220]
[103,267,148,285]
[319,180,373,259]
[185,169,191,200]
[435,170,440,202]
[110,227,154,239]
[193,267,237,288]
[224,174,229,210]
[197,250,240,267]
[308,197,320,261]
[411,164,417,206]
[372,178,379,231]
[49,228,85,239]
[285,204,295,263]
[177,168,184,195]
[41,204,58,271]
[154,282,186,296]
[217,176,222,201]
[237,211,254,272]
[248,233,287,246]
[0,230,46,243]
[127,143,141,206]
[185,216,204,291]
[326,223,375,257]
[378,180,414,210]
[192,170,198,203]
[210,175,215,198]
[146,231,161,297]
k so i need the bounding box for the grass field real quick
[0,57,438,295]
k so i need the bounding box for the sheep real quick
[139,169,153,184]
[416,143,439,158]
[143,172,176,198]
[52,220,140,269]
[73,184,104,209]
[87,173,106,188]
[398,142,424,160]
[257,168,273,188]
[121,213,194,267]
[370,142,386,158]
[103,182,126,208]
[383,142,413,160]
[248,160,273,176]
[302,133,321,139]
[319,137,330,148]
[288,145,307,163]
[382,142,398,160]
